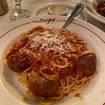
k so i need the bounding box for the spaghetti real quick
[5,26,97,103]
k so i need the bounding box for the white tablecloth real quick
[0,0,81,30]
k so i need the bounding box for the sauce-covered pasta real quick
[5,26,97,104]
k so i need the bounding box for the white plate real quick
[0,16,105,105]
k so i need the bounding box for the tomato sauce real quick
[96,1,105,17]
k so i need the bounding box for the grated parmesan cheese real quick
[27,30,68,53]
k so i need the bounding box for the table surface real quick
[0,0,105,32]
[0,0,81,30]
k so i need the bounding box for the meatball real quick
[28,72,59,98]
[29,26,45,33]
[6,51,30,72]
[76,51,97,76]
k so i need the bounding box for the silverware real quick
[62,3,85,29]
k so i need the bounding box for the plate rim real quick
[0,16,105,44]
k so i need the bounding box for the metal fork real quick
[62,3,85,29]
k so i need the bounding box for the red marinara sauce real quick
[96,1,105,17]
